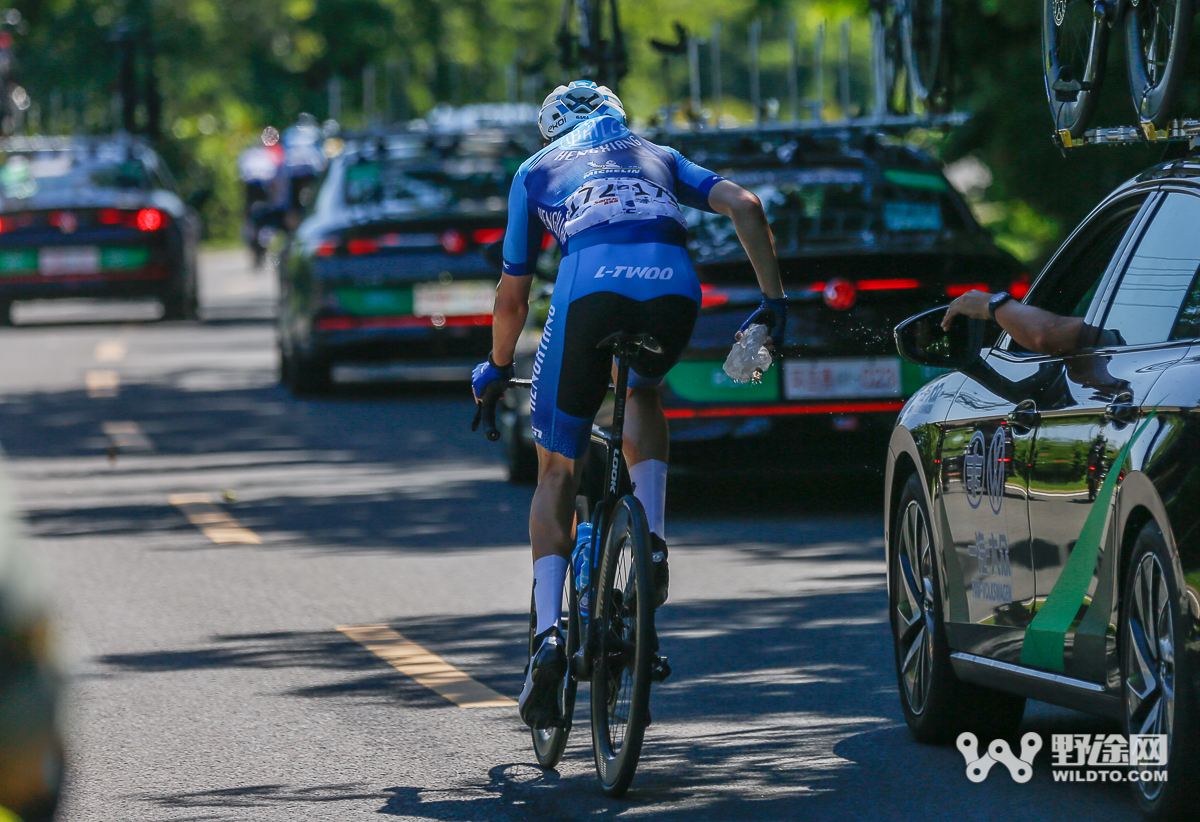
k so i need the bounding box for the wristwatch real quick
[988,291,1013,321]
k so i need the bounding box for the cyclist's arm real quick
[491,274,532,368]
[707,180,784,300]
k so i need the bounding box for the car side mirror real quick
[895,305,990,370]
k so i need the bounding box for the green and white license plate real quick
[39,246,100,276]
[412,281,494,316]
[783,357,902,400]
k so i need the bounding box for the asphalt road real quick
[1,250,1141,820]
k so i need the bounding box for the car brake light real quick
[824,278,857,310]
[136,209,164,231]
[473,228,504,244]
[541,232,557,250]
[700,284,730,308]
[1010,272,1031,299]
[441,229,467,255]
[347,238,378,255]
[858,278,919,291]
[315,240,338,257]
[98,208,123,225]
[946,283,989,298]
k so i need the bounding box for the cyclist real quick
[472,80,786,728]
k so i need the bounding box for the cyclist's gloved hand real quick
[471,354,514,401]
[738,297,788,353]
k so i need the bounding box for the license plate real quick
[412,281,494,316]
[783,357,901,400]
[39,246,100,276]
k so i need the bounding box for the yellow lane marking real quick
[94,339,128,362]
[85,370,120,398]
[337,624,516,708]
[168,493,262,545]
[101,420,154,452]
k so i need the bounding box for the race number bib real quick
[561,176,685,238]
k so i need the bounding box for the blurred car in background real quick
[503,128,1026,482]
[0,461,63,822]
[0,135,201,323]
[276,108,541,395]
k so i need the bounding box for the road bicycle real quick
[474,331,669,796]
[870,0,952,114]
[1045,0,1194,138]
[557,0,628,91]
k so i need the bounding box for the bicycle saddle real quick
[596,331,664,355]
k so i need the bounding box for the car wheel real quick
[287,351,333,397]
[1121,520,1199,820]
[507,421,538,484]
[277,340,293,387]
[161,273,198,321]
[0,300,13,327]
[890,472,1025,743]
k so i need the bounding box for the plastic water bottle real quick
[723,323,774,384]
[572,521,593,622]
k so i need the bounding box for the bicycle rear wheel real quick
[1125,0,1193,127]
[900,0,948,109]
[590,494,654,797]
[1043,0,1110,138]
[528,579,579,769]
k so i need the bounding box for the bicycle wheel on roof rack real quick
[1043,0,1111,139]
[1125,0,1193,128]
[900,0,948,110]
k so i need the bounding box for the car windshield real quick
[683,165,965,261]
[0,151,150,201]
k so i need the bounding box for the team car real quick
[276,110,541,394]
[0,136,201,323]
[886,150,1200,819]
[502,128,1025,481]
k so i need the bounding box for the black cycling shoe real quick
[650,535,669,609]
[519,626,567,729]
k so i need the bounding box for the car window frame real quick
[992,189,1161,360]
[1093,186,1200,347]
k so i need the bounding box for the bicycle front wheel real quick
[529,579,579,769]
[900,0,947,109]
[1125,0,1193,127]
[1043,0,1110,138]
[590,494,654,797]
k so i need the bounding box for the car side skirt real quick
[950,652,1122,720]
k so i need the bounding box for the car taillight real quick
[858,278,919,291]
[824,278,857,310]
[946,283,989,298]
[98,208,123,225]
[136,209,164,231]
[441,229,467,255]
[700,284,730,308]
[347,238,378,255]
[1010,272,1031,299]
[541,232,557,250]
[315,240,338,257]
[473,228,504,244]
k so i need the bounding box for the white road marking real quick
[93,339,128,362]
[168,492,262,545]
[85,370,120,398]
[337,624,516,708]
[102,420,154,452]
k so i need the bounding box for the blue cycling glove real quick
[738,297,788,351]
[471,353,514,400]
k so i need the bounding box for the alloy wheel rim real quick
[1125,552,1174,800]
[895,499,934,715]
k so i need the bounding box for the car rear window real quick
[0,151,150,201]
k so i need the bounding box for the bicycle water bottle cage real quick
[1052,66,1087,102]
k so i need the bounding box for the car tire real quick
[286,351,333,397]
[0,300,13,327]
[890,472,1025,743]
[507,422,538,484]
[1120,520,1199,821]
[161,273,199,321]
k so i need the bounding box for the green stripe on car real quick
[333,287,414,316]
[664,360,779,402]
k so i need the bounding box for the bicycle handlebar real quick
[471,378,532,442]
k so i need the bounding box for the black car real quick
[0,136,200,323]
[276,120,541,395]
[503,128,1025,481]
[886,151,1200,819]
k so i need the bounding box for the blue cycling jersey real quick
[501,115,724,277]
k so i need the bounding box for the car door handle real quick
[1105,391,1137,424]
[1007,400,1038,430]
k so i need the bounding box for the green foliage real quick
[8,0,1195,254]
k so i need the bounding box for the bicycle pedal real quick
[571,647,591,680]
[650,654,672,683]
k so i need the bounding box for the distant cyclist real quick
[472,80,786,728]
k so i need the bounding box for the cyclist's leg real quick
[528,446,581,637]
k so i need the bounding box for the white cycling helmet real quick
[537,80,626,141]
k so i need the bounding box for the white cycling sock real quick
[533,554,569,636]
[629,458,667,540]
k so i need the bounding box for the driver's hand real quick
[942,290,993,331]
